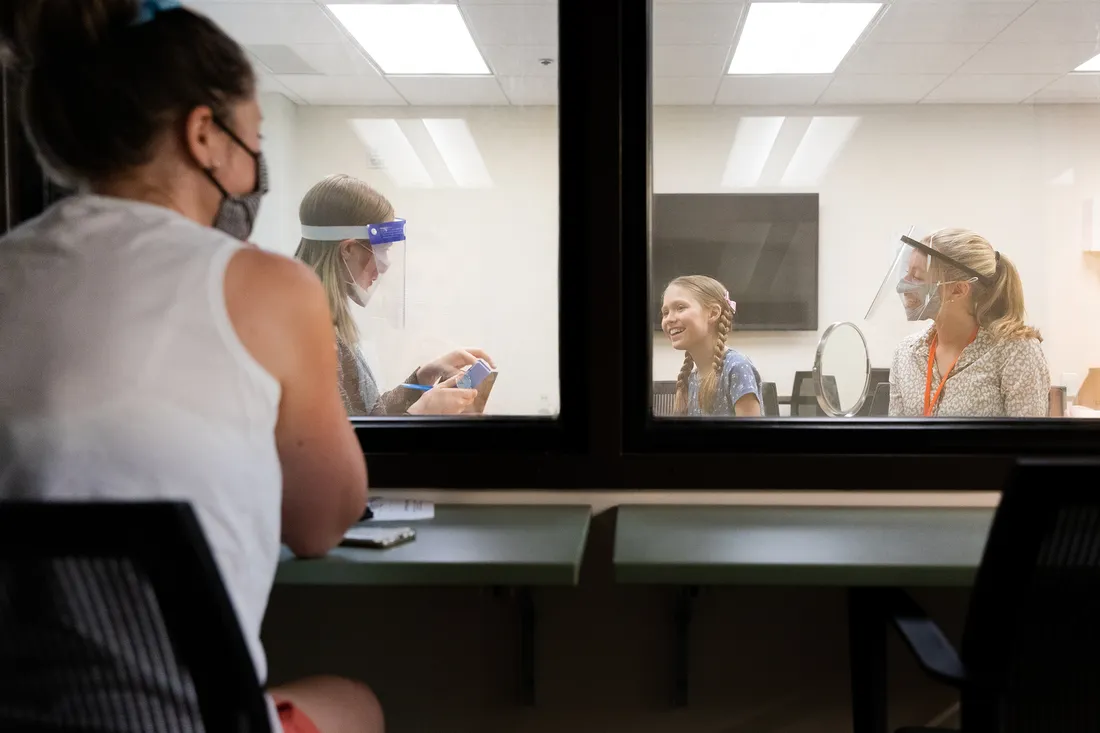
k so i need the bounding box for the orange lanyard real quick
[924,329,978,417]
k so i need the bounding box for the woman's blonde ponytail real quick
[978,251,1041,342]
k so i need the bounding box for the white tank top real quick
[0,195,283,690]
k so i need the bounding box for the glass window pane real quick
[201,1,562,418]
[650,0,1100,421]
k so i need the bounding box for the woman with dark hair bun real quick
[0,2,382,731]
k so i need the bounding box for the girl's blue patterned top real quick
[686,348,763,416]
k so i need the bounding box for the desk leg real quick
[848,588,888,733]
[517,587,535,706]
[673,586,698,708]
[491,587,537,706]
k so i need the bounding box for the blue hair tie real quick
[135,0,182,25]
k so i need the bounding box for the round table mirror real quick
[812,321,871,417]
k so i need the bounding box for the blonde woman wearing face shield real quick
[869,228,1050,418]
[295,174,495,416]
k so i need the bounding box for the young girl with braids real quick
[661,275,763,417]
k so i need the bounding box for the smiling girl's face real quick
[661,284,718,352]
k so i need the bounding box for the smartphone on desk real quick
[342,526,416,549]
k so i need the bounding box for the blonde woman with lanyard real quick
[867,228,1050,417]
[295,174,494,416]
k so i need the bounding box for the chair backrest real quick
[0,501,271,733]
[959,459,1100,732]
[868,382,891,416]
[761,382,780,417]
[790,371,838,416]
[854,368,892,416]
[868,368,890,391]
[653,380,677,417]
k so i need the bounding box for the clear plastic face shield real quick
[865,226,984,323]
[300,219,407,329]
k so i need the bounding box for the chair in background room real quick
[761,381,780,417]
[0,501,272,733]
[653,380,677,416]
[877,459,1100,732]
[868,382,891,417]
[868,368,890,393]
[790,371,839,417]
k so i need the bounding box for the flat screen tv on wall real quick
[652,193,819,332]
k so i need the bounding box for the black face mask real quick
[205,117,268,241]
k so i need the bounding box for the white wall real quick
[252,93,299,258]
[258,94,1100,413]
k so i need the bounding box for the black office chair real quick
[854,368,892,416]
[868,382,891,417]
[653,380,677,417]
[790,371,839,416]
[868,368,890,393]
[0,501,272,733]
[761,381,780,417]
[886,459,1100,733]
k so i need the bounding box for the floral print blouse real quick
[888,326,1050,418]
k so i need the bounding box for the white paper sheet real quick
[365,497,435,521]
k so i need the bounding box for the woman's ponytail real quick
[976,251,1041,343]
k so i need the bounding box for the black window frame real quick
[336,0,625,489]
[618,0,1100,491]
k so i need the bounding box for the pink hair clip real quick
[724,290,737,314]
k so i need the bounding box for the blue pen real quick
[400,383,432,391]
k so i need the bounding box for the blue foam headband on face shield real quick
[301,219,406,245]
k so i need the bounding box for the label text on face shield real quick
[366,219,406,245]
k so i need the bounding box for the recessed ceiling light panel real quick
[729,3,882,75]
[328,4,490,75]
[1075,53,1100,73]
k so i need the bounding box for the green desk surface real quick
[614,505,993,587]
[277,504,591,586]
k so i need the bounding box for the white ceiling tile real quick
[499,76,558,105]
[922,74,1061,102]
[997,2,1100,43]
[653,77,721,105]
[189,3,345,44]
[276,75,405,105]
[460,5,557,46]
[957,43,1100,75]
[819,74,947,103]
[653,4,744,45]
[839,43,982,74]
[868,3,1030,44]
[481,46,558,77]
[289,43,382,77]
[389,77,510,106]
[1029,74,1100,102]
[247,45,318,74]
[715,75,832,105]
[257,75,305,105]
[653,45,730,77]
